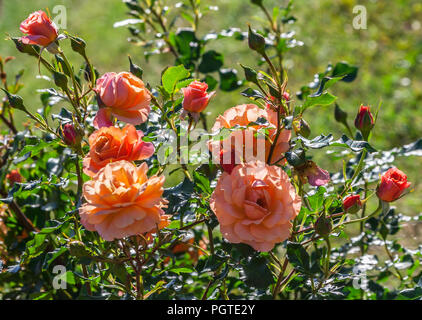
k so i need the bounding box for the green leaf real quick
[162,65,190,94]
[331,62,358,82]
[204,75,218,91]
[286,242,311,274]
[242,256,273,289]
[241,88,265,100]
[298,134,333,149]
[311,77,343,97]
[193,171,212,194]
[219,69,242,91]
[397,286,422,300]
[331,135,377,153]
[176,78,194,90]
[240,64,259,84]
[19,140,59,158]
[198,50,224,73]
[301,92,337,111]
[297,134,376,153]
[170,267,195,275]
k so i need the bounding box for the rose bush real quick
[0,0,420,301]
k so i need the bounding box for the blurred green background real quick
[0,0,421,216]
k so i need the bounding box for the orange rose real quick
[79,160,169,241]
[19,11,58,48]
[209,104,291,166]
[83,124,154,177]
[94,72,151,127]
[210,161,301,252]
[376,167,411,202]
[181,81,215,114]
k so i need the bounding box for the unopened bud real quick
[315,215,332,237]
[248,26,266,55]
[343,194,362,214]
[61,123,82,147]
[354,105,374,140]
[70,36,87,57]
[1,89,26,111]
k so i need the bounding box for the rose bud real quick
[181,81,215,120]
[6,170,22,184]
[377,168,411,202]
[314,215,332,237]
[354,105,374,140]
[61,123,82,147]
[19,11,59,51]
[343,195,362,214]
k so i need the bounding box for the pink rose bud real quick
[19,11,58,48]
[181,81,215,114]
[282,91,290,102]
[304,161,330,187]
[62,123,81,146]
[354,105,374,140]
[6,170,22,184]
[343,195,362,214]
[377,168,411,202]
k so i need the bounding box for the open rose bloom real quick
[209,104,291,166]
[377,167,411,202]
[83,124,154,177]
[94,72,151,127]
[79,161,169,241]
[210,161,301,252]
[19,11,58,48]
